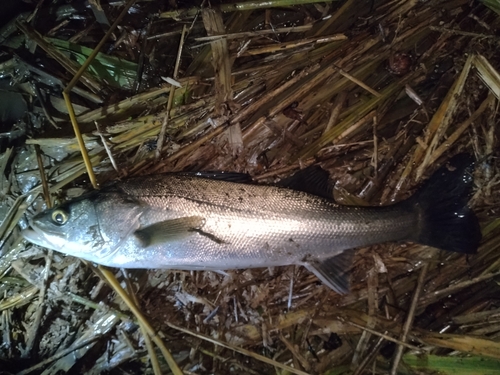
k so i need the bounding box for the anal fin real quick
[305,249,355,294]
[135,216,205,247]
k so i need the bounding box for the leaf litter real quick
[0,0,500,374]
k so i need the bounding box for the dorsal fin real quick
[179,171,253,183]
[278,166,333,199]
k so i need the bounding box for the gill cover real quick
[24,188,146,264]
[23,193,103,254]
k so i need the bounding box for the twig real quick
[334,110,377,144]
[134,18,152,93]
[279,332,310,371]
[372,114,378,176]
[352,334,386,375]
[288,266,294,311]
[156,24,187,159]
[24,251,52,356]
[95,122,120,174]
[202,8,234,115]
[323,91,347,135]
[195,25,312,41]
[344,320,423,351]
[242,34,347,55]
[33,84,60,129]
[332,64,381,97]
[390,263,429,375]
[34,145,51,208]
[418,270,500,308]
[429,26,499,40]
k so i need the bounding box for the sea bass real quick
[22,154,481,293]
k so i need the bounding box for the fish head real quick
[22,194,107,258]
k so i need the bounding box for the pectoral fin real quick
[135,216,205,247]
[305,250,355,294]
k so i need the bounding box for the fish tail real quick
[407,153,481,254]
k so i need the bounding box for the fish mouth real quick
[21,227,64,252]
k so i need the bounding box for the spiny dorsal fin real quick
[179,171,253,183]
[135,216,205,247]
[278,165,333,199]
[305,250,355,294]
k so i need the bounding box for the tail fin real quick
[408,154,481,254]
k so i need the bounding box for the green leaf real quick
[403,354,500,375]
[47,37,138,90]
[480,0,500,16]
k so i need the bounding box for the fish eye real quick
[51,209,69,225]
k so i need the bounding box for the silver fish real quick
[22,154,481,293]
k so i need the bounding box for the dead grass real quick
[1,0,500,374]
